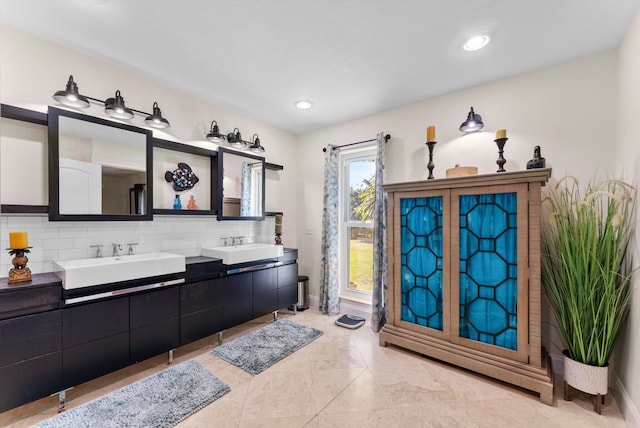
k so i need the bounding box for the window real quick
[340,147,376,300]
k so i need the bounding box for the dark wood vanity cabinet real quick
[62,297,130,389]
[0,310,62,412]
[252,268,278,318]
[0,252,299,413]
[250,261,298,318]
[222,272,254,329]
[180,278,224,344]
[277,263,298,309]
[62,287,181,387]
[130,286,180,363]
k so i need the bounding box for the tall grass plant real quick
[541,176,636,367]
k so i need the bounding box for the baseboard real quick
[613,371,640,428]
[308,294,319,312]
[338,297,372,320]
[307,295,372,321]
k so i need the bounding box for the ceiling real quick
[1,0,639,135]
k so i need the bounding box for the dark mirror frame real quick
[48,106,154,221]
[217,147,265,221]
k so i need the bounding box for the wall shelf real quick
[152,138,217,213]
[1,205,49,214]
[265,162,283,171]
[1,104,48,125]
[153,209,217,216]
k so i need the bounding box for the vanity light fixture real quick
[463,34,490,51]
[249,134,265,153]
[206,120,226,143]
[52,75,171,129]
[52,75,91,108]
[459,107,484,133]
[144,102,170,129]
[227,128,248,150]
[104,90,134,120]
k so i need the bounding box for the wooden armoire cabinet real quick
[380,168,554,404]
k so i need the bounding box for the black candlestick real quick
[494,137,508,172]
[426,141,437,179]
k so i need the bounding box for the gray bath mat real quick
[34,359,230,428]
[214,318,323,374]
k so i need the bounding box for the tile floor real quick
[0,309,628,427]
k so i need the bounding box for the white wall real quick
[0,25,298,273]
[614,7,640,427]
[297,51,618,301]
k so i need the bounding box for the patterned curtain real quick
[240,162,252,216]
[371,132,388,331]
[319,145,340,315]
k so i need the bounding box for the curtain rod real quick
[322,134,391,152]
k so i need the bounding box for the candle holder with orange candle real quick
[494,135,508,172]
[426,140,437,179]
[7,231,32,283]
[7,250,32,284]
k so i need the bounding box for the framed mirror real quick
[48,107,153,221]
[217,147,265,220]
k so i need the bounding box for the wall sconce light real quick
[459,106,484,133]
[249,134,265,153]
[206,120,225,143]
[104,90,134,120]
[226,128,248,149]
[52,75,90,108]
[145,102,170,129]
[52,75,170,129]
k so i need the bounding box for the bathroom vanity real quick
[0,249,297,412]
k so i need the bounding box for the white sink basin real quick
[201,243,284,264]
[54,252,186,290]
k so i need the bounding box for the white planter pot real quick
[563,350,608,395]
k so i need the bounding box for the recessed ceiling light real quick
[295,100,313,110]
[463,34,490,51]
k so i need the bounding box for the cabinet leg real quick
[217,331,223,345]
[167,349,174,365]
[55,389,72,413]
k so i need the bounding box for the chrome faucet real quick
[231,236,245,246]
[126,243,138,255]
[221,237,229,246]
[90,244,103,258]
[112,243,122,256]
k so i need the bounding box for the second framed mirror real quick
[217,147,265,220]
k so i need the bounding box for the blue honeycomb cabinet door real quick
[399,196,444,331]
[457,192,518,350]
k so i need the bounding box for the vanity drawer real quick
[0,310,61,366]
[277,263,298,288]
[130,286,179,329]
[180,278,223,314]
[63,297,129,348]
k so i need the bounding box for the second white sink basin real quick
[201,243,284,264]
[54,252,186,290]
